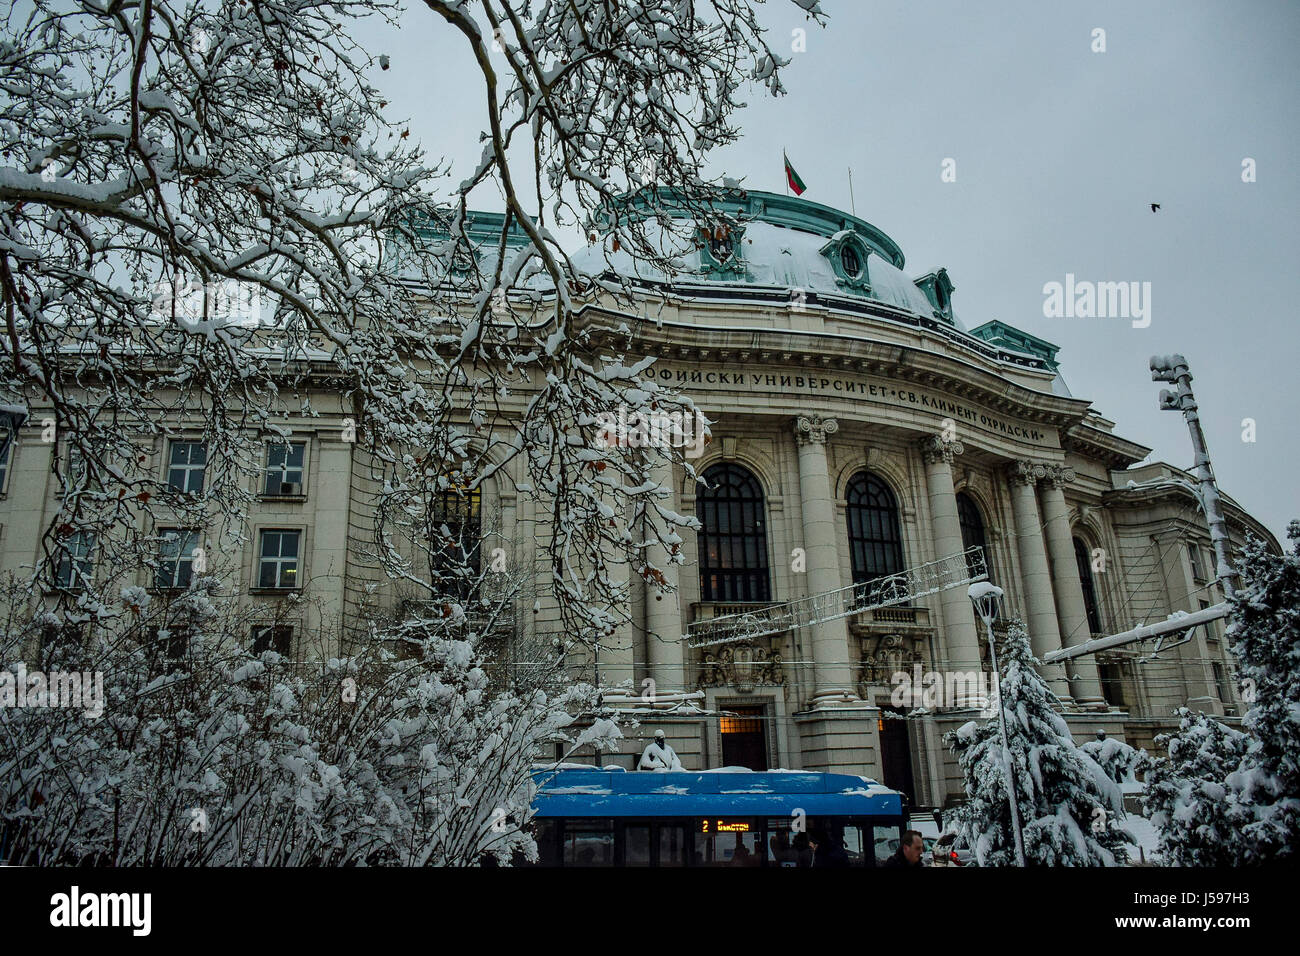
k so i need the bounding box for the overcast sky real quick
[359,0,1298,545]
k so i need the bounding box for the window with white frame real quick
[257,529,301,589]
[168,441,207,494]
[263,441,306,496]
[54,531,95,589]
[156,529,201,590]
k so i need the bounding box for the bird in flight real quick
[1150,203,1161,212]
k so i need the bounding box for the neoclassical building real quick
[520,186,1278,806]
[0,186,1278,808]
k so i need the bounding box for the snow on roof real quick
[567,218,953,324]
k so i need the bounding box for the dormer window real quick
[840,244,862,278]
[709,232,734,263]
[819,232,872,293]
[697,221,747,276]
[915,268,956,321]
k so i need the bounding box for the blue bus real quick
[530,767,905,867]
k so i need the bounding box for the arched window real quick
[846,471,904,586]
[956,492,990,579]
[1073,536,1103,634]
[696,463,770,602]
[430,480,483,600]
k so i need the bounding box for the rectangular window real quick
[54,531,95,589]
[257,529,301,589]
[251,624,293,656]
[562,822,614,867]
[263,442,306,496]
[624,825,652,867]
[145,625,190,660]
[168,441,207,494]
[1212,659,1232,705]
[1199,599,1217,641]
[156,529,200,590]
[66,445,99,493]
[873,824,902,866]
[1188,543,1205,583]
[0,425,12,494]
[697,819,763,866]
[657,824,690,867]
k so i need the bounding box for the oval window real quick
[841,244,861,278]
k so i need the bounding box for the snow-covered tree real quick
[0,0,823,864]
[945,621,1130,866]
[1145,522,1299,866]
[1143,708,1246,868]
[1079,730,1148,785]
[1224,522,1300,863]
[0,0,820,674]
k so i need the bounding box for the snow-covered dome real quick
[569,186,963,328]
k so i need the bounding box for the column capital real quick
[1007,460,1049,486]
[794,414,838,445]
[1040,465,1077,490]
[919,434,964,465]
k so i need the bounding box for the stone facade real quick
[0,189,1280,808]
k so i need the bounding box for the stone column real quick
[919,436,983,703]
[1039,466,1106,708]
[644,454,687,693]
[597,479,637,696]
[1006,461,1071,700]
[794,415,857,705]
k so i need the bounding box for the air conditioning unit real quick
[280,481,302,496]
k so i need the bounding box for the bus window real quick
[841,825,866,866]
[698,819,763,866]
[564,821,614,866]
[625,825,652,867]
[765,820,799,867]
[873,824,902,866]
[658,824,690,867]
[534,820,559,867]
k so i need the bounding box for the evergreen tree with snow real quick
[1224,522,1300,862]
[946,620,1130,866]
[1144,521,1299,865]
[1079,730,1148,785]
[1143,709,1247,867]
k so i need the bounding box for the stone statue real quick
[637,730,683,771]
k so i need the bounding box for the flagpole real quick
[784,148,789,196]
[848,167,856,216]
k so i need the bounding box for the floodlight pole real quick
[969,584,1026,867]
[1149,355,1235,600]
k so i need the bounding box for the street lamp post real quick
[968,582,1026,867]
[1149,354,1235,600]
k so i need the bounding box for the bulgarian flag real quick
[784,150,807,195]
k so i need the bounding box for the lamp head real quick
[967,583,1005,626]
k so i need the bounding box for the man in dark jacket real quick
[881,830,924,868]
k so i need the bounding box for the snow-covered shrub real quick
[0,580,614,866]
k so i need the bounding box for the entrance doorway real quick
[720,707,769,769]
[878,707,916,807]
